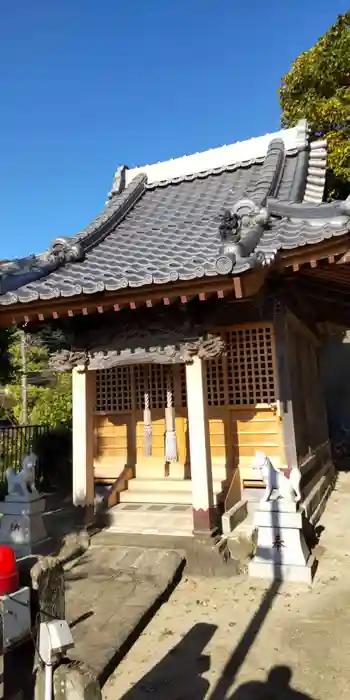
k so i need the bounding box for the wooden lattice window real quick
[206,356,227,407]
[179,365,187,408]
[226,326,276,405]
[95,367,132,413]
[134,364,174,410]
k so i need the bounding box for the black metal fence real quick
[0,425,48,480]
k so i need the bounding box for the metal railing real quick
[0,424,48,480]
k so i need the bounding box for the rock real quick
[35,660,101,700]
[30,555,65,669]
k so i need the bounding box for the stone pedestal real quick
[0,495,51,558]
[248,497,315,584]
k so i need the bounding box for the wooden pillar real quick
[72,367,95,522]
[273,301,298,469]
[185,356,216,536]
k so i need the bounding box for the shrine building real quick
[0,119,349,543]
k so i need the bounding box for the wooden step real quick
[119,479,227,506]
[126,477,226,495]
[119,488,193,505]
[127,478,192,493]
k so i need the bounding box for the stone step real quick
[107,503,193,536]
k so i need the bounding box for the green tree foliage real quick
[5,330,72,427]
[280,12,350,197]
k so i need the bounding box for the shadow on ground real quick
[117,615,317,700]
[115,561,320,700]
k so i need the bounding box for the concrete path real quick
[102,472,350,700]
[65,545,184,685]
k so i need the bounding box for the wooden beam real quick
[0,265,269,328]
[279,236,350,270]
[296,273,350,298]
[0,274,245,328]
[240,268,267,298]
[337,250,350,265]
[286,280,350,308]
[233,277,243,299]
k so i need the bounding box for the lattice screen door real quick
[206,326,276,407]
[95,326,277,413]
[96,364,177,412]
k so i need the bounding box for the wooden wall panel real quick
[94,413,130,480]
[232,407,285,485]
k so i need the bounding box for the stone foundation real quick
[0,496,51,558]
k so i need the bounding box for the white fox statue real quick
[252,451,301,504]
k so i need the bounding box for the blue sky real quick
[0,1,347,260]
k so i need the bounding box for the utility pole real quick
[20,330,28,424]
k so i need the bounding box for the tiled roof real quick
[0,120,349,306]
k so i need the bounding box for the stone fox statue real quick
[252,451,301,503]
[6,453,39,500]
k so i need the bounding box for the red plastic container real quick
[0,545,19,595]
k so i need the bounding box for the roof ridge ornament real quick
[216,200,269,275]
[107,165,129,201]
[49,237,85,264]
[214,133,286,276]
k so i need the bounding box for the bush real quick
[33,426,72,495]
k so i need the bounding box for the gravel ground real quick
[103,472,350,700]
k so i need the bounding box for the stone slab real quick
[90,530,240,576]
[35,661,102,700]
[257,498,298,513]
[0,498,45,516]
[64,545,185,684]
[253,509,302,529]
[248,554,316,584]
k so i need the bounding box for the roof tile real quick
[0,120,349,306]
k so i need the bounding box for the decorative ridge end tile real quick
[303,137,328,205]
